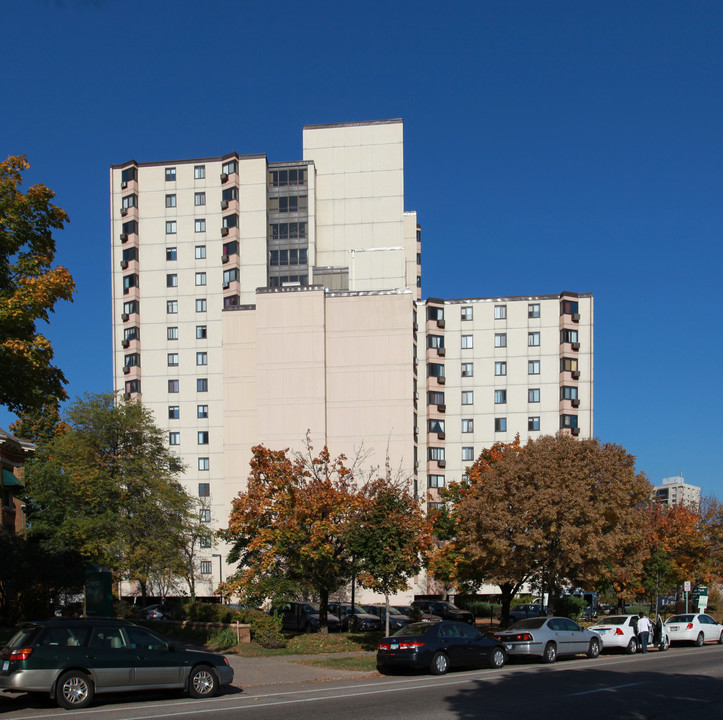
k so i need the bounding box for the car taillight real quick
[9,647,33,661]
[378,642,390,650]
[399,641,425,649]
[687,623,694,629]
[615,628,624,635]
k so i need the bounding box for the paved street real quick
[2,644,722,719]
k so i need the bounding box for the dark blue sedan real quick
[377,621,506,675]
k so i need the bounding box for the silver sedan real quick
[494,616,602,663]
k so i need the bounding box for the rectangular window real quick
[197,378,208,392]
[495,417,507,432]
[125,379,140,395]
[494,305,507,319]
[462,418,474,433]
[462,447,474,462]
[561,357,578,372]
[195,219,206,233]
[197,404,209,418]
[124,326,139,341]
[167,353,179,367]
[200,560,212,574]
[200,536,212,549]
[223,240,240,257]
[196,352,207,366]
[196,325,207,340]
[528,416,541,431]
[461,306,473,321]
[167,300,178,314]
[427,335,444,349]
[122,246,139,263]
[196,298,207,312]
[461,362,474,377]
[166,247,177,261]
[495,361,507,376]
[427,391,445,405]
[561,299,579,316]
[122,193,137,209]
[461,335,473,349]
[428,419,445,434]
[461,390,474,405]
[528,332,541,346]
[494,389,507,404]
[528,388,541,403]
[195,272,207,286]
[560,414,579,429]
[165,194,176,208]
[428,475,445,488]
[427,306,444,322]
[561,328,579,343]
[168,406,179,419]
[428,447,445,461]
[528,303,540,318]
[223,268,239,284]
[494,333,507,348]
[165,167,176,181]
[561,386,579,400]
[122,274,138,294]
[198,457,210,471]
[198,483,210,498]
[222,159,238,175]
[168,379,179,393]
[194,165,205,179]
[122,219,138,235]
[167,326,178,340]
[195,245,206,259]
[124,353,140,367]
[427,363,445,379]
[169,432,180,445]
[528,360,540,375]
[198,431,209,445]
[123,300,139,315]
[200,508,211,523]
[121,166,137,184]
[222,213,239,229]
[194,192,206,206]
[166,221,177,234]
[166,273,178,287]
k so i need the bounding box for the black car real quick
[0,618,233,709]
[328,603,381,632]
[411,600,475,624]
[270,602,341,633]
[377,621,506,675]
[362,604,415,632]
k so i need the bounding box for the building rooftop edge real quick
[418,292,594,305]
[110,153,268,170]
[303,118,403,130]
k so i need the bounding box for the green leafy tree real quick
[0,155,75,414]
[22,392,196,599]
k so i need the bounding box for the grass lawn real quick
[292,654,379,672]
[234,630,383,657]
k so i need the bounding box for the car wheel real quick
[56,670,94,710]
[305,623,315,634]
[188,666,219,698]
[430,651,449,675]
[542,642,557,664]
[660,635,669,651]
[489,647,506,669]
[695,632,705,647]
[625,637,638,655]
[587,638,600,659]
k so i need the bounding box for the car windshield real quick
[667,614,695,623]
[387,607,403,615]
[508,617,548,630]
[597,616,629,625]
[303,603,320,612]
[392,622,433,637]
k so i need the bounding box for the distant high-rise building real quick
[654,475,701,508]
[111,120,593,598]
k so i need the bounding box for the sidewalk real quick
[226,652,378,689]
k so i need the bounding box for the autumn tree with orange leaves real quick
[1,155,75,414]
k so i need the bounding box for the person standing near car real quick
[637,612,652,653]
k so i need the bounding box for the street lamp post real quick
[212,553,223,587]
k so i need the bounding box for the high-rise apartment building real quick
[654,475,701,508]
[111,119,593,598]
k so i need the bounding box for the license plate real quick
[670,626,679,631]
[391,643,399,650]
[598,629,608,634]
[2,661,8,671]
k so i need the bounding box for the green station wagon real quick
[0,618,234,709]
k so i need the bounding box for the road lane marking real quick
[568,681,647,696]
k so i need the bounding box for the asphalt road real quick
[2,645,722,720]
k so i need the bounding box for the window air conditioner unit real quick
[571,399,580,408]
[120,207,128,216]
[223,282,230,289]
[437,319,445,328]
[121,180,128,189]
[121,313,129,322]
[571,427,580,436]
[121,339,130,348]
[221,226,229,237]
[572,313,580,323]
[120,260,128,269]
[120,233,128,243]
[220,172,228,182]
[437,347,446,357]
[571,342,581,351]
[222,254,229,263]
[571,370,581,379]
[438,460,446,468]
[438,376,446,385]
[123,366,131,374]
[437,432,446,440]
[437,404,446,413]
[221,200,229,210]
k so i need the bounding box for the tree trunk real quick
[498,581,516,628]
[319,589,329,634]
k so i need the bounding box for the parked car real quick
[362,604,415,632]
[663,613,723,646]
[494,616,602,663]
[411,600,475,624]
[377,621,506,675]
[0,618,233,710]
[392,605,442,623]
[270,601,341,633]
[505,604,546,624]
[139,604,168,620]
[588,614,669,654]
[327,603,381,632]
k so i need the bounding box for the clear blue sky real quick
[2,0,721,496]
